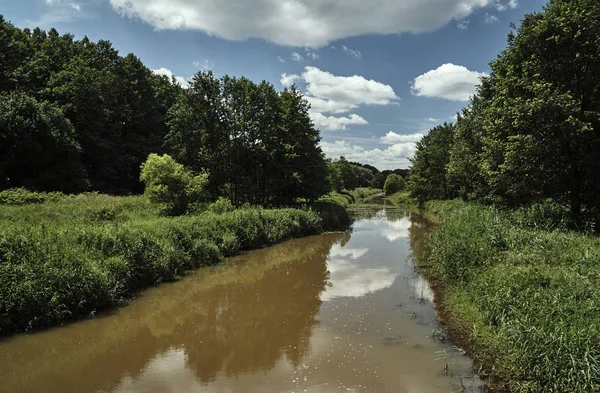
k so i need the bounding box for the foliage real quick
[0,193,350,336]
[425,201,600,392]
[327,156,376,191]
[413,0,600,227]
[383,174,406,196]
[166,74,328,206]
[139,154,209,216]
[0,92,88,192]
[0,18,182,194]
[408,123,455,204]
[0,188,66,205]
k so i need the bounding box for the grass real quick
[319,188,383,207]
[387,191,417,207]
[0,192,349,336]
[419,200,600,392]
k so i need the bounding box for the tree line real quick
[408,0,600,224]
[0,16,410,207]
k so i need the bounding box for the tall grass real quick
[0,193,347,336]
[423,202,600,392]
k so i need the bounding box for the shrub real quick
[384,174,406,196]
[0,188,66,205]
[139,154,209,216]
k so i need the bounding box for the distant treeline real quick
[409,0,600,225]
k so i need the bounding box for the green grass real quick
[421,201,600,392]
[387,191,417,207]
[319,188,383,207]
[0,192,349,336]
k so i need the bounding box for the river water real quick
[0,204,482,393]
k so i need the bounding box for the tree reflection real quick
[0,233,345,393]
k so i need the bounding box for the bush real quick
[139,154,209,216]
[384,174,406,196]
[207,197,235,214]
[0,188,66,205]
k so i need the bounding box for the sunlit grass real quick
[0,193,348,336]
[424,202,600,392]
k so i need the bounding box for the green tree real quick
[408,123,455,204]
[166,71,229,199]
[139,154,208,216]
[383,174,406,196]
[0,92,88,192]
[468,0,600,219]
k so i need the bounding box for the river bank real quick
[0,192,350,336]
[414,199,600,393]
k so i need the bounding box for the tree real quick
[0,92,88,192]
[408,123,455,204]
[139,154,208,216]
[383,174,406,196]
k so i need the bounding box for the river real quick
[0,203,482,393]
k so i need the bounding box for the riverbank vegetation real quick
[0,189,350,336]
[407,1,600,391]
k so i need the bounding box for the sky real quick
[3,0,547,170]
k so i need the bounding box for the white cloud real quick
[342,45,362,58]
[277,56,286,63]
[425,117,440,122]
[321,140,417,170]
[290,52,304,62]
[494,0,517,11]
[303,67,399,111]
[411,63,486,102]
[485,13,499,23]
[280,73,299,87]
[109,0,509,48]
[69,2,81,11]
[312,113,368,131]
[282,66,399,131]
[457,19,470,30]
[380,132,424,144]
[152,67,189,88]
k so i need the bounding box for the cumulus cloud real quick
[321,140,417,170]
[277,56,285,63]
[152,67,189,88]
[411,63,486,102]
[280,73,299,87]
[312,113,368,131]
[109,0,514,48]
[282,66,399,131]
[380,132,424,144]
[342,45,362,58]
[303,66,399,111]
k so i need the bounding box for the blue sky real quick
[4,0,547,169]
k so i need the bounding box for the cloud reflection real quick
[322,244,394,301]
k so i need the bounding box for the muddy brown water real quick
[0,205,482,393]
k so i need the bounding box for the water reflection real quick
[321,257,395,301]
[0,233,343,393]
